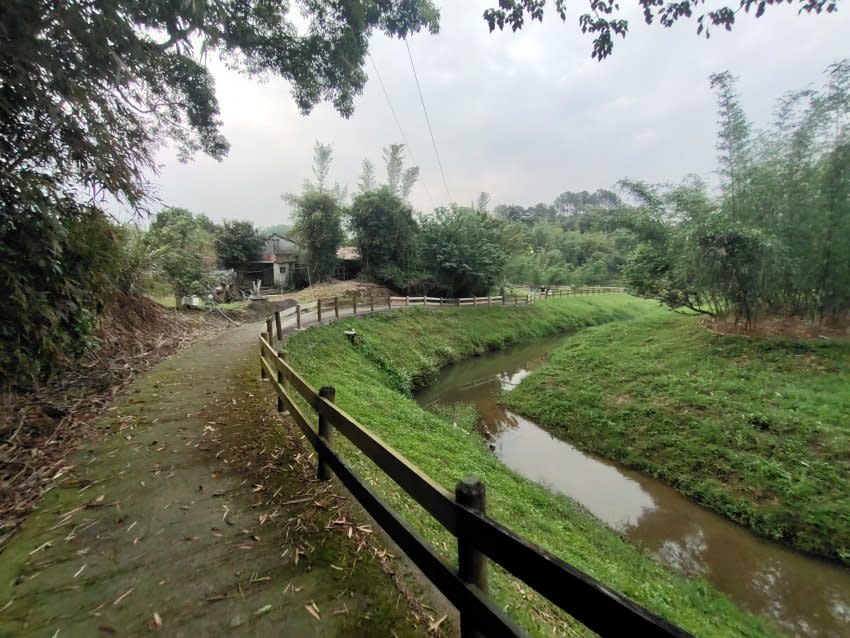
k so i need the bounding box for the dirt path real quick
[0,320,432,637]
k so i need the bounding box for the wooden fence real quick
[259,289,690,637]
[263,285,627,334]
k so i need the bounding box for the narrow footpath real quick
[0,320,435,637]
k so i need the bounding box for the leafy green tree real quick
[418,207,509,297]
[215,220,263,268]
[483,0,837,61]
[291,193,344,284]
[146,208,217,306]
[553,189,623,232]
[2,1,439,220]
[348,188,418,288]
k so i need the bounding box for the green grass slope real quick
[283,296,781,637]
[504,310,850,564]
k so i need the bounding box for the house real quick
[336,246,361,280]
[237,234,302,289]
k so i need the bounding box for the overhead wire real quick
[404,38,453,204]
[367,52,436,210]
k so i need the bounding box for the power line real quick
[404,38,452,203]
[367,52,435,209]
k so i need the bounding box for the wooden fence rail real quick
[258,287,688,637]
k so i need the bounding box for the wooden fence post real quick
[405,295,410,307]
[525,294,529,305]
[353,296,358,315]
[317,386,336,481]
[334,296,339,319]
[473,296,477,306]
[456,477,488,638]
[276,350,287,413]
[501,288,506,305]
[387,296,392,310]
[317,298,323,323]
[274,311,282,340]
[266,318,274,341]
[487,295,492,305]
[260,332,269,378]
[439,297,443,306]
[296,304,302,330]
[370,295,374,313]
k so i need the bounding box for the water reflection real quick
[416,335,850,638]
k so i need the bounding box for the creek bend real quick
[415,334,850,638]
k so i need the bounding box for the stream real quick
[415,334,850,637]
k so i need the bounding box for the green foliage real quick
[258,224,291,238]
[710,71,751,216]
[348,187,417,285]
[146,208,217,305]
[622,63,850,324]
[383,144,419,199]
[493,190,630,287]
[1,0,439,220]
[483,0,837,61]
[0,205,122,387]
[214,219,263,268]
[357,159,377,195]
[291,192,344,284]
[504,311,850,563]
[418,206,511,296]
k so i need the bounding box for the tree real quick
[348,188,418,288]
[291,192,344,284]
[259,224,291,238]
[215,220,263,268]
[1,1,439,385]
[475,192,492,213]
[618,61,850,326]
[483,1,838,60]
[357,160,377,194]
[710,72,751,218]
[295,140,348,202]
[418,206,510,297]
[383,144,420,199]
[146,208,217,307]
[553,189,623,232]
[2,2,439,219]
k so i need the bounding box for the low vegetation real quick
[284,296,781,637]
[504,310,850,563]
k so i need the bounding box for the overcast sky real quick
[146,2,849,228]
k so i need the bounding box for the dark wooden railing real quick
[258,291,690,637]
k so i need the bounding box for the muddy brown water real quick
[415,335,850,638]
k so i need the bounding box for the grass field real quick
[283,296,781,637]
[504,309,850,564]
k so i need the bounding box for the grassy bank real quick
[283,295,780,637]
[504,310,850,564]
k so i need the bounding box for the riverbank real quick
[283,295,781,637]
[503,310,850,564]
